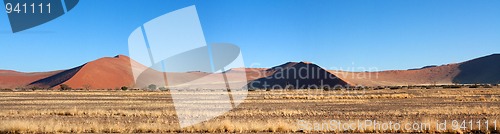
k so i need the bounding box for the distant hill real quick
[408,65,438,70]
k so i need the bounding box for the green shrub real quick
[389,86,402,90]
[468,85,479,88]
[148,84,157,90]
[443,85,462,89]
[158,87,169,91]
[59,84,72,91]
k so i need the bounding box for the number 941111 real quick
[6,3,51,14]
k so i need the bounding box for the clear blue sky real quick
[1,0,499,72]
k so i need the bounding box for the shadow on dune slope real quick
[453,54,500,84]
[28,65,85,88]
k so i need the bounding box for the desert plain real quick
[1,86,499,133]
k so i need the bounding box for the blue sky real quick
[1,0,499,72]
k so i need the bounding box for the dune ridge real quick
[0,54,498,89]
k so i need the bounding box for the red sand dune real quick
[329,63,460,86]
[59,55,136,89]
[247,62,349,89]
[227,68,272,81]
[134,67,254,90]
[452,54,500,84]
[328,54,500,86]
[7,55,138,89]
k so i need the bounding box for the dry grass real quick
[455,95,500,102]
[0,88,499,133]
[0,119,297,133]
[0,108,175,117]
[264,93,414,100]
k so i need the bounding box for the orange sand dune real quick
[329,54,499,86]
[59,55,136,89]
[329,63,460,86]
[248,62,349,89]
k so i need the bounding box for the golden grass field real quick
[1,88,500,133]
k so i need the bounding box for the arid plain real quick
[1,87,499,133]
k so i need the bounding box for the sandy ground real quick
[0,88,499,133]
